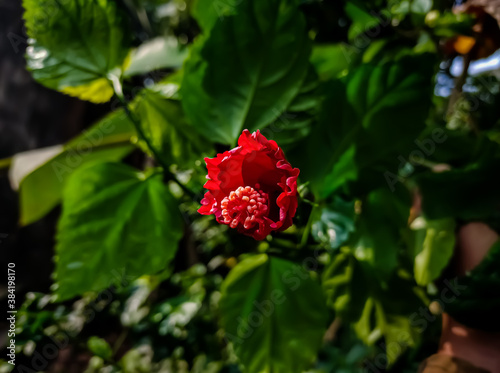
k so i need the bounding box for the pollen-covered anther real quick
[220,185,269,230]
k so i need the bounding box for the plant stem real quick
[447,53,472,117]
[300,205,317,248]
[115,94,196,198]
[272,237,299,250]
[112,328,129,357]
[300,195,319,207]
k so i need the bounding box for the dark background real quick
[0,0,111,328]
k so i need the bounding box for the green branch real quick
[114,94,196,198]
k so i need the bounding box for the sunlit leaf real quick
[88,337,113,360]
[23,0,130,102]
[60,78,114,104]
[124,37,188,77]
[412,218,455,286]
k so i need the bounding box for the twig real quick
[300,205,317,248]
[112,328,129,356]
[447,53,472,117]
[324,318,342,342]
[115,94,196,198]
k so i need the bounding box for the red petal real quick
[198,129,300,240]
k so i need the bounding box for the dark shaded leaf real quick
[296,55,435,199]
[219,254,327,373]
[416,160,500,220]
[311,196,356,249]
[182,0,311,144]
[133,89,211,168]
[445,240,500,331]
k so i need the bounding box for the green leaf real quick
[133,89,211,167]
[412,218,455,286]
[291,79,357,198]
[310,44,354,81]
[23,0,130,103]
[369,303,419,367]
[311,197,356,249]
[297,55,435,199]
[353,188,410,280]
[410,0,432,15]
[87,337,113,361]
[321,144,358,196]
[323,253,424,366]
[322,251,368,322]
[426,11,476,37]
[124,37,188,77]
[182,0,312,144]
[191,0,238,33]
[17,110,135,226]
[416,160,500,220]
[219,254,327,373]
[54,162,183,301]
[417,127,474,165]
[345,2,381,41]
[354,294,421,360]
[271,65,320,149]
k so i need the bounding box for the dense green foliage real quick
[3,0,500,372]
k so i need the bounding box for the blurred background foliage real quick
[1,0,500,371]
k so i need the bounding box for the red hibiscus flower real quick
[198,130,300,240]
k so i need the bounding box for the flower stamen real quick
[221,185,269,230]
